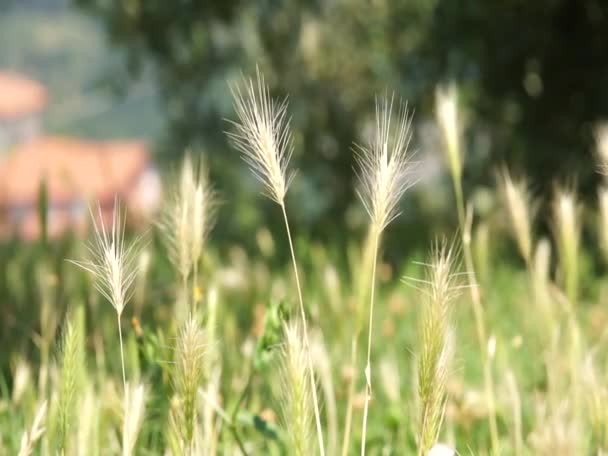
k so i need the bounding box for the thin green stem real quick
[280,203,325,456]
[117,314,126,392]
[341,337,358,456]
[360,231,379,456]
[453,177,499,454]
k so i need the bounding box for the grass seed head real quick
[70,201,140,317]
[279,321,316,456]
[498,167,534,264]
[410,240,461,456]
[174,316,206,450]
[355,94,416,233]
[228,68,294,205]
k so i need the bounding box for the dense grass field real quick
[3,76,608,456]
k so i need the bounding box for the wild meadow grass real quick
[3,72,608,455]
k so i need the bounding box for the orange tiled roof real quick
[0,72,47,119]
[0,136,150,207]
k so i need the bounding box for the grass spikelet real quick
[409,241,461,456]
[498,167,534,264]
[355,94,415,455]
[18,401,48,456]
[70,201,139,390]
[552,187,580,304]
[173,316,206,453]
[227,67,294,205]
[279,322,316,456]
[228,68,325,455]
[57,312,84,454]
[159,156,216,312]
[122,382,146,456]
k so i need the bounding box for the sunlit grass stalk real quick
[227,68,325,455]
[69,201,140,392]
[342,228,376,456]
[354,94,415,455]
[435,84,499,453]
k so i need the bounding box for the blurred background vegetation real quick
[3,0,608,251]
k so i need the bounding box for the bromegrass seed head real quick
[355,94,416,234]
[227,67,295,205]
[497,167,534,264]
[279,321,316,456]
[173,316,206,451]
[407,240,462,456]
[70,201,140,317]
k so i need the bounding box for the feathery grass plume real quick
[159,156,216,312]
[122,382,146,456]
[409,241,460,456]
[164,156,195,283]
[552,187,580,304]
[355,94,415,455]
[57,311,84,454]
[18,400,48,456]
[279,322,316,456]
[497,167,534,264]
[435,84,462,192]
[70,201,139,391]
[173,316,206,453]
[227,68,294,205]
[227,68,325,455]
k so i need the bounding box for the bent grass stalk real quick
[228,68,325,455]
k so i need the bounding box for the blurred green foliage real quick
[71,0,608,241]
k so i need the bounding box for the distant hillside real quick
[0,0,164,143]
